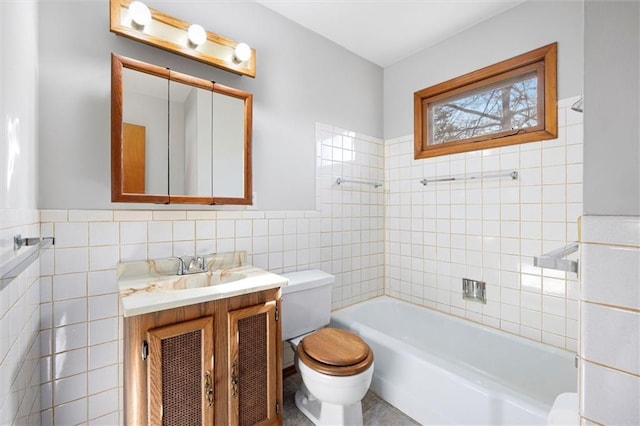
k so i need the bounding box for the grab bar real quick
[533,242,579,274]
[1,235,55,291]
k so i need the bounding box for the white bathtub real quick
[330,297,577,425]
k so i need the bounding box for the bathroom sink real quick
[148,269,247,291]
[117,251,289,317]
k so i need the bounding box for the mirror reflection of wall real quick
[212,93,244,197]
[184,86,213,197]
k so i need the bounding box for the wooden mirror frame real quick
[111,54,253,205]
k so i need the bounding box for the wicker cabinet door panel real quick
[147,316,214,426]
[228,301,278,426]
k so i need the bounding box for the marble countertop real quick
[117,251,288,317]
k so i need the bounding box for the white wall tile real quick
[173,221,195,241]
[53,323,87,353]
[88,318,118,346]
[53,373,87,405]
[582,243,640,310]
[89,245,119,271]
[53,397,87,425]
[148,242,173,259]
[581,216,640,247]
[120,222,147,244]
[54,247,89,274]
[53,348,87,380]
[582,302,640,375]
[88,294,118,321]
[89,388,119,420]
[87,270,118,296]
[581,361,640,426]
[120,243,147,262]
[54,222,88,248]
[148,221,172,242]
[53,298,87,327]
[216,220,235,238]
[113,210,152,221]
[89,222,119,246]
[88,365,118,395]
[88,341,118,370]
[52,273,86,301]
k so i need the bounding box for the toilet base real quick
[295,382,364,426]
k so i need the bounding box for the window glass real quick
[429,71,538,145]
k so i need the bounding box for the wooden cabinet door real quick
[147,316,215,426]
[228,301,280,426]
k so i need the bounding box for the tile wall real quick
[385,98,583,351]
[0,212,42,425]
[37,123,385,423]
[580,216,640,425]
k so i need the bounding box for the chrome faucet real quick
[188,256,206,273]
[172,256,207,275]
[171,257,188,275]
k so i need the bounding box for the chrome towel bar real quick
[336,177,383,188]
[420,170,518,186]
[533,242,579,274]
[1,235,55,291]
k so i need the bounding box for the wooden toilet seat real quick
[297,327,374,376]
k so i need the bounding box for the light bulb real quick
[233,43,252,63]
[187,24,207,47]
[129,1,151,28]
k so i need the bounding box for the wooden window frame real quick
[414,42,557,159]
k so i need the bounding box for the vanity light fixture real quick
[187,24,207,47]
[110,0,257,77]
[128,1,151,28]
[233,42,252,63]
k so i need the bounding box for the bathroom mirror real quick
[111,54,252,204]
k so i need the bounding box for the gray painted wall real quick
[583,0,640,216]
[38,1,383,211]
[383,0,584,139]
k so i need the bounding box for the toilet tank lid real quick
[280,270,334,294]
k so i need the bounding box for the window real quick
[414,43,557,159]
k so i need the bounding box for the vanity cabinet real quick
[124,288,282,425]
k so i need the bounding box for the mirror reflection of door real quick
[122,67,169,196]
[122,123,146,193]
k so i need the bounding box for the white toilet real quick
[281,270,374,426]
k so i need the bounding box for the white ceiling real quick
[256,0,528,67]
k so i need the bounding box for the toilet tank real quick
[280,270,334,341]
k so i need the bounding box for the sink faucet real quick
[189,256,206,273]
[172,256,207,275]
[171,257,188,275]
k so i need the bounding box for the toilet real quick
[281,270,374,426]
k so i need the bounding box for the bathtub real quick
[330,297,577,425]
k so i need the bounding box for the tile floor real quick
[283,373,419,425]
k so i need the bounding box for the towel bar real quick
[533,242,579,274]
